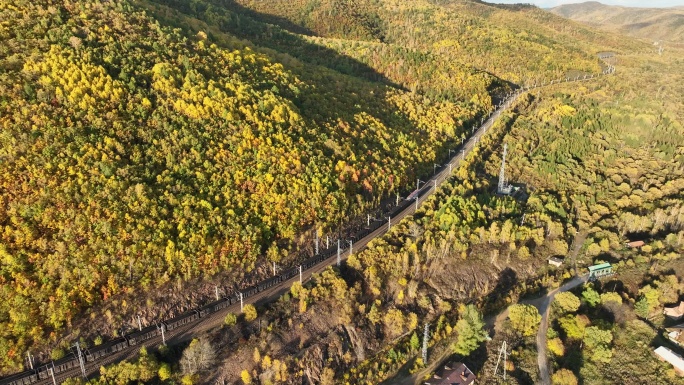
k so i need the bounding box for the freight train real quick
[0,174,432,385]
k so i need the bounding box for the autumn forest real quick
[1,0,683,384]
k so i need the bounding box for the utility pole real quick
[326,235,330,249]
[337,239,341,266]
[137,315,143,331]
[48,366,57,385]
[570,235,577,276]
[367,214,371,227]
[414,196,419,211]
[273,261,276,276]
[239,292,244,312]
[348,240,353,257]
[26,351,34,370]
[422,323,430,364]
[448,163,452,173]
[160,323,167,346]
[314,233,319,255]
[462,149,465,160]
[299,265,303,284]
[396,193,400,206]
[388,216,391,231]
[74,342,86,378]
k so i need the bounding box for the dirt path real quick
[535,275,588,385]
[386,275,588,385]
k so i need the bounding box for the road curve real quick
[20,71,612,384]
[535,275,588,385]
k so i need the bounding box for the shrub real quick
[224,313,237,327]
[243,304,257,321]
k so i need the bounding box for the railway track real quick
[6,68,613,385]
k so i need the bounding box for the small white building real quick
[548,257,563,267]
[667,324,684,348]
[654,346,684,376]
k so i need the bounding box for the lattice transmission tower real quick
[498,144,513,195]
[493,340,509,381]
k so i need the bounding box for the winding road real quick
[535,275,588,385]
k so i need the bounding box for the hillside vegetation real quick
[190,0,638,84]
[552,1,684,44]
[0,0,657,377]
[1,0,479,372]
[192,50,684,384]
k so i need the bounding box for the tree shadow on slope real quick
[483,268,519,317]
[143,0,497,200]
[146,0,400,86]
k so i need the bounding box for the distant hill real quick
[551,1,684,43]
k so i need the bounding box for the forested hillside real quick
[147,0,639,91]
[1,0,480,372]
[189,49,684,384]
[0,0,659,378]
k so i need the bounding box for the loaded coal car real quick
[242,285,258,299]
[51,354,79,374]
[163,310,199,331]
[257,276,280,292]
[85,337,128,362]
[126,324,159,346]
[198,297,231,317]
[280,266,298,281]
[0,370,38,385]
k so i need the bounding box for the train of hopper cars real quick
[0,182,433,385]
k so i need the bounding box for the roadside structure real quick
[548,257,563,267]
[626,240,645,248]
[654,346,684,376]
[424,362,476,385]
[664,301,684,320]
[588,262,613,280]
[666,323,684,348]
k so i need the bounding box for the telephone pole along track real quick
[16,72,610,385]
